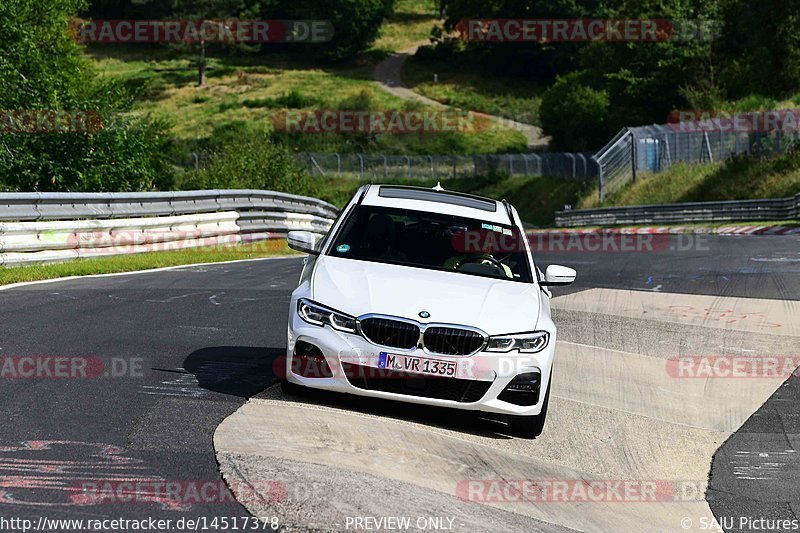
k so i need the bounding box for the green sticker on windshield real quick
[337,244,351,253]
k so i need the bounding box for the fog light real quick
[292,341,333,378]
[498,372,541,406]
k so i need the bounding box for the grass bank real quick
[87,45,527,155]
[404,55,543,127]
[579,150,800,209]
[0,240,295,286]
[372,0,439,53]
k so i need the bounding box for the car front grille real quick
[423,327,485,355]
[359,317,420,350]
[358,316,487,356]
[341,363,492,403]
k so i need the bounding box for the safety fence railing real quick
[299,152,598,181]
[555,193,800,227]
[0,190,338,266]
[298,119,800,208]
[593,125,800,203]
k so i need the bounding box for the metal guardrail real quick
[0,190,339,266]
[0,190,339,222]
[555,193,800,227]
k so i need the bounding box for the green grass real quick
[404,55,543,126]
[87,45,526,154]
[468,176,592,226]
[0,240,296,286]
[89,47,389,141]
[373,0,440,53]
[579,150,800,210]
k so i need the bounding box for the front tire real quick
[509,378,551,439]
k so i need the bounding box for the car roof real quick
[360,185,515,225]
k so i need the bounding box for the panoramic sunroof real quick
[378,186,497,212]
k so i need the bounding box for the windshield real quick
[327,205,533,283]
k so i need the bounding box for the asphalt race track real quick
[0,234,798,532]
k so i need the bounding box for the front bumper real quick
[286,310,556,417]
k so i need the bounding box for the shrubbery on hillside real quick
[429,0,800,151]
[0,0,172,191]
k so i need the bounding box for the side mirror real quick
[541,264,576,286]
[287,231,320,255]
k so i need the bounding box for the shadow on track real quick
[182,346,284,398]
[182,347,525,439]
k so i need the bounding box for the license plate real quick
[378,352,456,377]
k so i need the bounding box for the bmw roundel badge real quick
[419,311,430,319]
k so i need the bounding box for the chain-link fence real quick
[298,152,598,181]
[594,125,800,202]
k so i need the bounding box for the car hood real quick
[311,256,541,335]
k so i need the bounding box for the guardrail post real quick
[566,153,576,178]
[592,155,604,205]
[576,153,587,179]
[630,130,637,183]
[702,132,713,162]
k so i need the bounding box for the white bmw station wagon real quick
[283,184,576,438]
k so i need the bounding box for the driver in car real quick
[443,226,513,278]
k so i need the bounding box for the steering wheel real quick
[458,254,505,272]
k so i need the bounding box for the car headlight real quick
[486,331,549,353]
[297,299,357,333]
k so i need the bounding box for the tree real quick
[168,0,258,86]
[716,0,800,98]
[539,72,612,151]
[0,0,172,191]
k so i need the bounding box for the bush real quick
[275,90,318,109]
[181,126,318,197]
[0,115,174,192]
[539,73,613,152]
[0,0,173,191]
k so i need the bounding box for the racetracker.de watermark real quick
[452,230,710,254]
[0,356,143,379]
[666,356,800,379]
[668,108,800,133]
[70,480,286,507]
[456,19,719,42]
[272,110,491,134]
[0,110,104,133]
[71,19,333,44]
[54,230,257,255]
[456,479,709,503]
[274,352,542,381]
